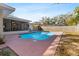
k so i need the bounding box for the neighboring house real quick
[0,4,30,38]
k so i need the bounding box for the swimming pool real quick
[20,31,55,40]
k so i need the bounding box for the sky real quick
[6,3,79,22]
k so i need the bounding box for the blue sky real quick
[6,3,79,22]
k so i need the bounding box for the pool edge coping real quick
[43,33,63,56]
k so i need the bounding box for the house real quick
[0,3,31,38]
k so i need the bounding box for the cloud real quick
[7,3,79,22]
[14,13,53,22]
[13,4,53,13]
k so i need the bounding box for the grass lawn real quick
[55,32,79,56]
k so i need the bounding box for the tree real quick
[40,17,51,25]
[74,6,79,13]
[66,6,79,26]
[74,6,79,24]
[40,6,79,26]
[66,16,77,26]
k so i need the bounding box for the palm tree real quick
[74,6,79,25]
[74,6,79,13]
[66,16,77,26]
[66,7,79,26]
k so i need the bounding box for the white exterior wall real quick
[0,18,3,38]
[0,4,15,38]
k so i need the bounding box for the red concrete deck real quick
[3,32,62,56]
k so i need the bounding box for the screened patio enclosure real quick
[3,18,30,32]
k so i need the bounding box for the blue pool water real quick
[20,31,55,40]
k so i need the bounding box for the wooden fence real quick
[42,26,77,32]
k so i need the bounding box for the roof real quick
[0,3,15,18]
[0,4,31,22]
[4,15,31,22]
[0,3,15,11]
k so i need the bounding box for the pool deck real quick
[0,32,63,56]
